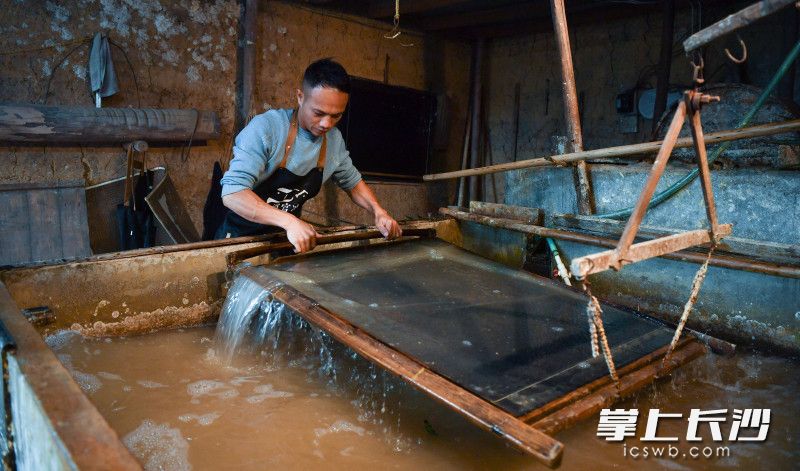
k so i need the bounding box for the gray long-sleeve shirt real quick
[220,108,362,197]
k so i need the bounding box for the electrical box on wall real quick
[618,114,639,134]
[615,90,636,114]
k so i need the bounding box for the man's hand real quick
[284,216,319,253]
[375,211,402,240]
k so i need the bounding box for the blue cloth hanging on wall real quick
[89,32,118,98]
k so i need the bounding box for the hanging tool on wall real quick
[116,140,156,250]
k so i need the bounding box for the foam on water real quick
[56,353,103,394]
[43,320,800,470]
[98,371,123,381]
[245,384,294,403]
[178,412,221,426]
[186,380,240,403]
[314,419,366,439]
[137,380,167,389]
[123,420,191,471]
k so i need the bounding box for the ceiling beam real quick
[437,0,727,39]
[367,0,475,19]
[415,2,549,30]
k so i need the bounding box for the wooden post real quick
[468,39,485,203]
[550,0,594,215]
[653,0,675,134]
[779,6,799,100]
[456,112,472,208]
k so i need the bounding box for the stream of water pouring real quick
[214,273,408,448]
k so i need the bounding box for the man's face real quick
[296,85,349,137]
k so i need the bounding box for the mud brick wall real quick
[0,0,470,242]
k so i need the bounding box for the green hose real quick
[598,39,800,220]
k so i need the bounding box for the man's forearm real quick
[222,189,319,251]
[346,180,388,216]
[222,189,296,228]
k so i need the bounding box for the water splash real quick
[215,273,413,451]
[214,275,275,360]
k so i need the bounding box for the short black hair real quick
[302,58,351,94]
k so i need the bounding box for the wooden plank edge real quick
[468,201,544,225]
[518,337,695,424]
[552,213,800,266]
[570,225,733,279]
[0,282,141,469]
[0,220,448,271]
[248,270,565,468]
[531,340,707,435]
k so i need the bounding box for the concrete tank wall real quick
[504,165,800,354]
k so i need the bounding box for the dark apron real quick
[215,110,327,239]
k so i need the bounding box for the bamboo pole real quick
[468,39,485,203]
[423,119,800,181]
[683,0,796,53]
[550,0,594,214]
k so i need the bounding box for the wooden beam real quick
[440,208,800,279]
[468,201,543,225]
[412,0,621,33]
[416,3,544,30]
[367,0,471,18]
[248,269,565,467]
[683,0,796,52]
[552,213,800,266]
[569,225,733,280]
[532,340,706,434]
[520,337,697,425]
[423,119,800,181]
[0,104,220,145]
[226,227,436,268]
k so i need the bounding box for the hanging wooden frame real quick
[570,90,733,280]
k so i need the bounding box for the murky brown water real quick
[47,326,798,471]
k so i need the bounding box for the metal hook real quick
[384,0,402,39]
[724,36,747,64]
[690,55,704,86]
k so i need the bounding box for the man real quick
[216,58,402,252]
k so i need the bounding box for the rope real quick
[384,0,401,39]
[585,300,600,357]
[582,282,620,387]
[382,0,414,47]
[660,243,716,372]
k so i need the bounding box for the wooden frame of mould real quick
[569,90,732,280]
[244,251,705,469]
